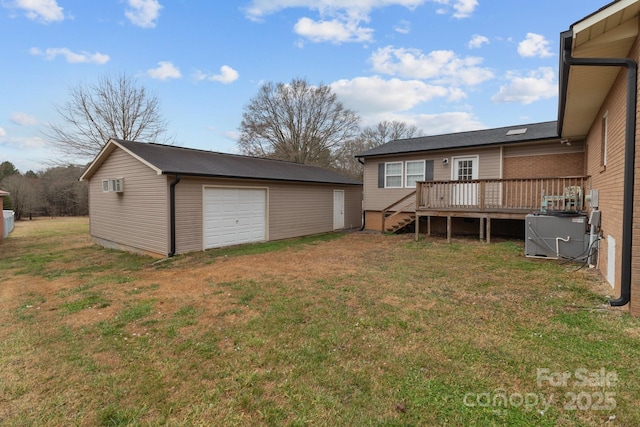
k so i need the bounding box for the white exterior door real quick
[204,187,266,249]
[333,190,345,230]
[452,156,479,206]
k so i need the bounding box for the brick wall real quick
[503,152,585,179]
[583,38,640,315]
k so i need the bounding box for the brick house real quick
[356,121,587,241]
[559,0,640,314]
[357,0,640,315]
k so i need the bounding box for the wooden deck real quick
[413,176,589,242]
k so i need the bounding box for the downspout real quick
[168,174,181,257]
[562,35,637,306]
[357,156,366,231]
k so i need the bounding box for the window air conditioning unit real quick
[102,178,124,193]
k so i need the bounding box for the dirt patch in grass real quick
[1,218,638,426]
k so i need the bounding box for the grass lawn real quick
[1,217,639,426]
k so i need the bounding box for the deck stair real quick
[382,191,417,233]
[385,212,416,233]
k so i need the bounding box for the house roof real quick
[356,121,559,158]
[0,190,9,196]
[80,139,362,186]
[559,0,640,138]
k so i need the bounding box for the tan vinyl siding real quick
[172,177,362,255]
[269,183,354,240]
[88,147,168,255]
[363,147,501,211]
[173,176,205,254]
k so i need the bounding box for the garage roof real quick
[356,121,558,158]
[80,139,362,185]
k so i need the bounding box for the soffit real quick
[561,2,640,139]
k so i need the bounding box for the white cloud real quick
[518,33,553,58]
[468,34,489,49]
[330,76,460,114]
[429,0,477,18]
[359,111,483,135]
[370,46,494,86]
[10,112,37,126]
[0,127,6,138]
[29,47,110,64]
[244,1,425,21]
[223,130,241,141]
[8,0,64,23]
[243,1,477,44]
[294,16,373,43]
[125,0,162,28]
[394,19,411,34]
[0,135,47,149]
[491,67,557,105]
[452,0,477,18]
[194,65,239,84]
[147,61,182,80]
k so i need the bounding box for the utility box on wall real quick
[525,214,589,260]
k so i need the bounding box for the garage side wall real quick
[173,177,362,254]
[88,148,169,256]
[269,182,362,240]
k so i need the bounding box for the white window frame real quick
[405,160,425,188]
[102,178,124,193]
[112,178,123,193]
[385,162,403,188]
[602,111,608,168]
[451,155,479,181]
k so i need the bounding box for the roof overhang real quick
[79,139,163,181]
[559,0,640,139]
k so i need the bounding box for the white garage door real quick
[204,187,267,249]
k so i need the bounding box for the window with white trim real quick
[385,162,403,188]
[101,178,124,193]
[601,111,608,168]
[405,160,425,187]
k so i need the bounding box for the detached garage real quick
[80,139,363,257]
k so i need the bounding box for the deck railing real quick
[416,176,589,213]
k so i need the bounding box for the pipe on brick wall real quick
[562,35,636,307]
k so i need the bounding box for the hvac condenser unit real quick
[525,214,589,260]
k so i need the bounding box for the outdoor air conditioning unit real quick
[525,213,589,260]
[102,178,124,193]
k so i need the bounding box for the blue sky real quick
[1,0,608,173]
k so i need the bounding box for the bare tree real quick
[334,137,367,180]
[0,174,42,220]
[360,120,422,149]
[333,120,423,179]
[44,73,173,161]
[40,166,88,217]
[238,78,361,168]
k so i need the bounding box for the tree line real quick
[0,162,88,220]
[43,74,423,179]
[2,74,424,220]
